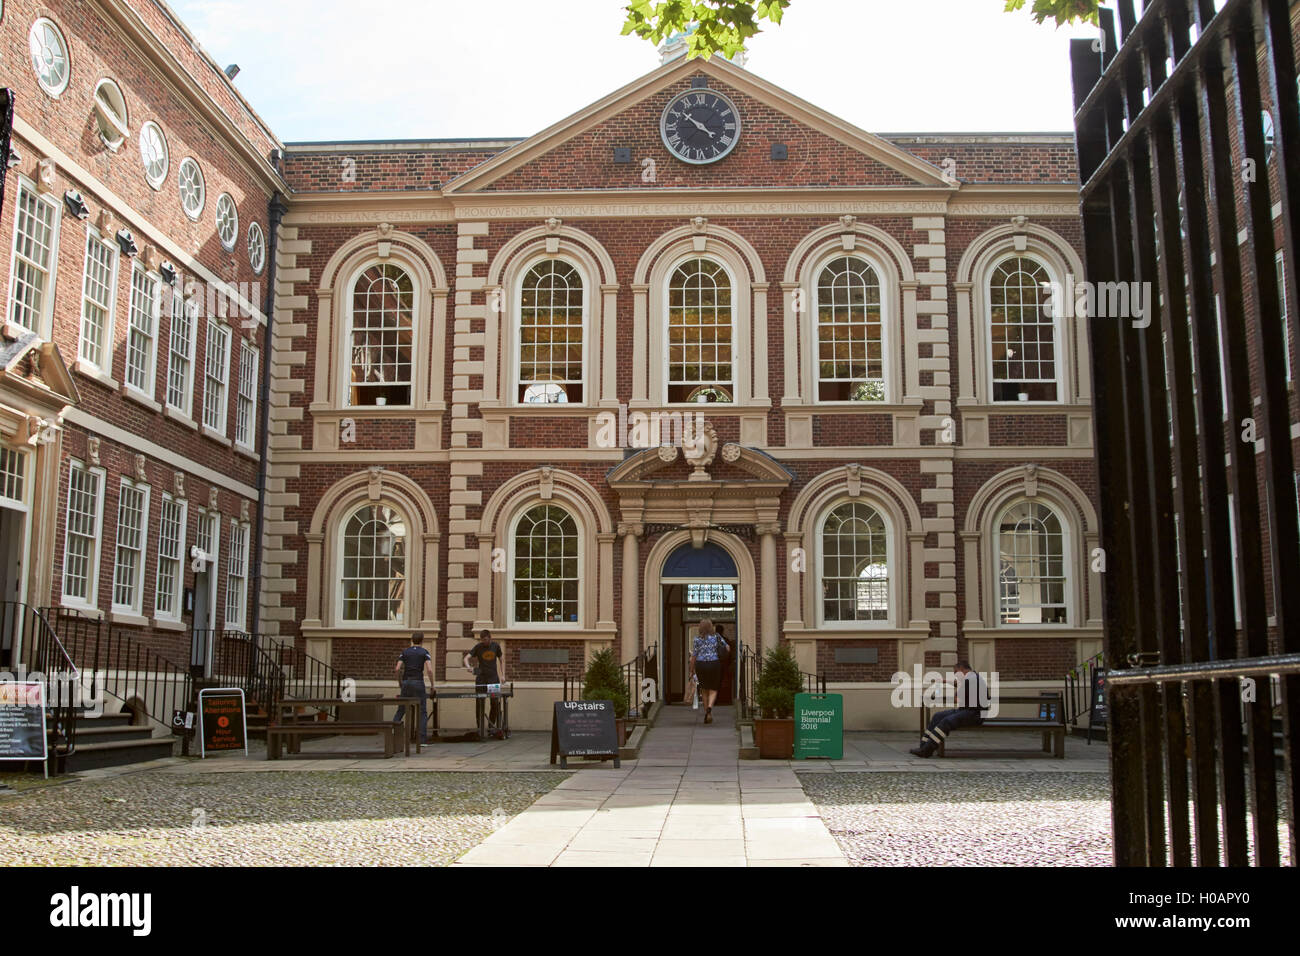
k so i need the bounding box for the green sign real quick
[794,693,843,760]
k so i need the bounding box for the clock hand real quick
[684,114,715,138]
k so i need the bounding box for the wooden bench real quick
[267,721,403,760]
[922,694,1066,759]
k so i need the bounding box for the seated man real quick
[910,661,987,758]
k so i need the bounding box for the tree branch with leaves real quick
[621,1,1101,61]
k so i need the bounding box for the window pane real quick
[512,505,579,623]
[998,501,1068,624]
[349,264,413,406]
[821,502,889,623]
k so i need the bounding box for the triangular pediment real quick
[0,333,80,410]
[444,56,952,194]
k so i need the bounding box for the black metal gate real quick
[1072,0,1299,865]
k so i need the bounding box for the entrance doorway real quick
[658,542,739,705]
[0,505,26,669]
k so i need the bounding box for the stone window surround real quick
[301,468,441,638]
[475,467,616,637]
[782,223,916,408]
[783,465,929,639]
[959,465,1102,637]
[481,223,620,413]
[955,222,1091,411]
[634,225,763,412]
[309,228,449,452]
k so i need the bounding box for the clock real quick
[660,88,741,165]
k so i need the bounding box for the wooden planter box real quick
[754,717,794,759]
[616,718,627,747]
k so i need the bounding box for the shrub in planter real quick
[753,645,803,758]
[582,647,630,744]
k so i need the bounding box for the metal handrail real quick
[3,602,79,764]
[1064,650,1105,728]
[194,629,286,713]
[42,606,191,736]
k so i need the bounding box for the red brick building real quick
[2,1,1102,730]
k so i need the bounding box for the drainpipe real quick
[248,182,288,646]
[1,89,13,222]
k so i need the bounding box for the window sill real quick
[781,626,930,640]
[782,402,923,415]
[74,360,120,390]
[59,600,103,619]
[956,402,1091,416]
[109,610,150,628]
[122,388,162,414]
[152,616,186,632]
[163,405,199,430]
[300,623,438,640]
[234,443,258,460]
[202,426,233,447]
[960,626,1102,639]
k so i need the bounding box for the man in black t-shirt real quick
[393,632,434,743]
[463,629,506,738]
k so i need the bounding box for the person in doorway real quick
[463,629,507,739]
[909,661,987,757]
[690,618,729,724]
[393,632,434,744]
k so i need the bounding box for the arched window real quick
[512,505,579,624]
[817,256,884,402]
[668,257,733,403]
[820,501,890,624]
[349,263,413,406]
[340,504,407,623]
[519,259,583,403]
[989,256,1057,402]
[997,501,1067,624]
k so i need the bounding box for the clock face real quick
[660,89,741,165]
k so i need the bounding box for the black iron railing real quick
[43,607,191,734]
[194,630,285,713]
[621,649,649,719]
[1064,651,1105,730]
[1072,0,1299,865]
[2,602,78,764]
[738,644,758,720]
[275,643,346,702]
[802,671,827,695]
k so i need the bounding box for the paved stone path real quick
[455,704,847,866]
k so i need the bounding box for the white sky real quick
[168,0,1097,143]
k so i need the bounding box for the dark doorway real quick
[661,582,737,705]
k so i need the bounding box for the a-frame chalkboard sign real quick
[550,700,620,768]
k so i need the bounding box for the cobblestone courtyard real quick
[800,771,1114,866]
[0,771,564,866]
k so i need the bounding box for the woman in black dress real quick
[689,618,729,724]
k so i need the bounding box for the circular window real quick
[93,79,129,151]
[178,158,205,220]
[247,221,266,274]
[140,122,169,188]
[29,18,70,96]
[215,193,239,250]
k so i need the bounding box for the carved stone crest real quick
[241,499,251,522]
[1023,463,1039,498]
[845,463,862,498]
[87,437,100,467]
[539,466,555,500]
[657,444,678,464]
[721,443,741,463]
[544,217,562,233]
[208,487,219,512]
[682,419,720,480]
[839,214,857,230]
[174,473,186,499]
[690,216,709,233]
[367,465,384,501]
[134,454,147,483]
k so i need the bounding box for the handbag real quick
[687,674,700,709]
